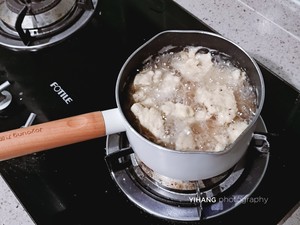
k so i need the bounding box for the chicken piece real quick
[171,47,213,82]
[160,101,194,119]
[175,127,196,150]
[130,103,165,138]
[227,121,248,143]
[195,85,237,125]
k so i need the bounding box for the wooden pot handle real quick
[0,111,106,161]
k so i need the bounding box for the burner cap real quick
[0,0,98,51]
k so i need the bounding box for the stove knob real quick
[0,81,12,111]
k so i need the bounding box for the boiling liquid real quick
[127,46,257,152]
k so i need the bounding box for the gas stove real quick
[105,118,270,222]
[0,0,299,225]
[0,0,98,51]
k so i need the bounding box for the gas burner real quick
[105,116,270,221]
[0,0,98,51]
[134,155,230,191]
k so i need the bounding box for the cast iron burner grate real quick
[104,117,270,221]
[0,0,98,50]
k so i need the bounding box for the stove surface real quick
[0,0,299,224]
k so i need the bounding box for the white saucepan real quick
[0,30,265,181]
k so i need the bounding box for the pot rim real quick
[116,29,265,155]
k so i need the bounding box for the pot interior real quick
[117,30,265,151]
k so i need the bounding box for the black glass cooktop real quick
[0,1,299,224]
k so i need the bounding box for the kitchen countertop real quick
[174,0,300,93]
[0,174,35,225]
[0,0,299,224]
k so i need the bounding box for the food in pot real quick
[128,46,257,152]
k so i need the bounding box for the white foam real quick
[130,46,257,152]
